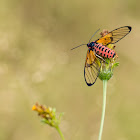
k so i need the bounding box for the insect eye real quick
[92,42,95,46]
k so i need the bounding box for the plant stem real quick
[98,80,107,140]
[55,126,65,140]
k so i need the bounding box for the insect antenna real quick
[71,28,100,50]
[89,28,100,43]
[71,44,87,50]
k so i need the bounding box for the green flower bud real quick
[99,57,119,81]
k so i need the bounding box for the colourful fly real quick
[71,26,132,86]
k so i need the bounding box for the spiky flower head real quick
[32,103,64,127]
[98,30,119,81]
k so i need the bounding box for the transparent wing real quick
[84,50,101,86]
[96,26,132,46]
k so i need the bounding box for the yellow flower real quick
[32,103,63,127]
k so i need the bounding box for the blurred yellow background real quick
[0,0,140,140]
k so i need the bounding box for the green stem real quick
[55,126,65,140]
[98,80,107,140]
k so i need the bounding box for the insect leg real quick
[95,53,108,64]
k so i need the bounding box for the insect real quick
[71,26,132,86]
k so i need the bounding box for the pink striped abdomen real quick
[94,44,115,58]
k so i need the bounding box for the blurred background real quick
[0,0,139,140]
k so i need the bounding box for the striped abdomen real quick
[94,43,116,58]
